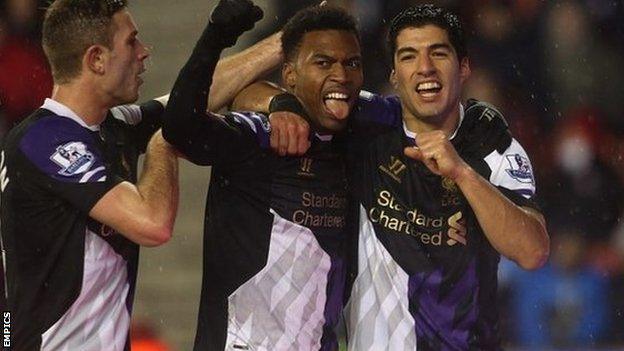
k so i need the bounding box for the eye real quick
[399,54,415,62]
[431,50,449,58]
[315,60,331,68]
[345,59,361,69]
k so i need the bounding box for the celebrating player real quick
[232,4,550,350]
[162,4,362,350]
[0,0,283,349]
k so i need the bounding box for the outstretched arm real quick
[210,34,282,111]
[231,80,284,112]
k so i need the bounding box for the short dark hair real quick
[388,4,467,64]
[281,5,359,62]
[42,0,128,84]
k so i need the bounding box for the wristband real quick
[269,93,309,119]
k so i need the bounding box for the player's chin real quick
[119,90,140,105]
[320,118,348,134]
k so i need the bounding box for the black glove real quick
[210,0,263,47]
[454,99,512,157]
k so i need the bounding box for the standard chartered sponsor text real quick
[292,192,347,228]
[369,189,466,246]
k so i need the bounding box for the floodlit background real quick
[1,0,623,350]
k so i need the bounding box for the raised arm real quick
[162,0,263,162]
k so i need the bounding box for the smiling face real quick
[391,25,470,131]
[102,10,149,105]
[283,30,363,134]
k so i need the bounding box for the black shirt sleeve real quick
[161,19,247,166]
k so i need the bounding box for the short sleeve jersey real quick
[345,93,538,351]
[0,99,141,350]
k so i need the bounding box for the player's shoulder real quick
[20,109,97,150]
[14,109,106,183]
[354,90,402,126]
[455,99,513,157]
[464,99,508,124]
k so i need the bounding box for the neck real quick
[51,81,110,127]
[402,103,461,137]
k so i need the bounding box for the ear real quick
[282,62,296,90]
[459,57,471,84]
[389,69,398,89]
[84,45,107,75]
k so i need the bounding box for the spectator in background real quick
[4,0,42,40]
[542,1,624,127]
[0,1,53,135]
[506,230,609,348]
[541,110,623,244]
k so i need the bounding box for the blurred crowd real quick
[1,0,623,349]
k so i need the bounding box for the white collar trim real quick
[315,133,333,141]
[403,103,465,140]
[41,98,100,131]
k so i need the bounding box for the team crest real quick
[441,177,457,192]
[505,154,534,184]
[50,141,95,176]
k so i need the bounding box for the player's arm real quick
[455,165,547,269]
[404,109,549,270]
[232,84,402,155]
[89,130,179,247]
[210,33,282,111]
[162,0,263,163]
[107,31,281,153]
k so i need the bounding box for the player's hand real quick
[210,0,263,47]
[403,130,469,181]
[269,112,310,156]
[268,92,311,156]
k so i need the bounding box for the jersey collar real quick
[41,98,100,132]
[315,133,333,141]
[403,103,465,141]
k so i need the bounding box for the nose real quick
[329,63,348,83]
[138,40,150,61]
[416,54,435,76]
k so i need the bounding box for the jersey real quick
[0,98,162,350]
[165,109,349,351]
[345,95,539,350]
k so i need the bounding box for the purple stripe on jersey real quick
[320,256,345,351]
[231,111,271,149]
[409,258,479,349]
[355,92,402,127]
[19,115,107,184]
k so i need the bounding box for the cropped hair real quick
[281,5,359,62]
[42,0,128,83]
[388,4,467,64]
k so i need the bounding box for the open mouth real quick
[416,81,442,98]
[323,92,351,119]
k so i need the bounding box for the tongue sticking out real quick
[325,99,350,120]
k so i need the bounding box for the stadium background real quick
[1,0,623,349]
